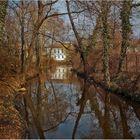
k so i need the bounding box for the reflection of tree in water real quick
[39,81,68,128]
[72,79,135,139]
[41,94,68,129]
[24,73,140,139]
[25,76,69,138]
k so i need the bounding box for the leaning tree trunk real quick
[101,0,110,85]
[118,0,132,73]
[0,0,8,46]
[66,0,88,75]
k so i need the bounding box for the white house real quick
[46,43,74,61]
[51,47,66,61]
[51,66,72,80]
[51,66,67,79]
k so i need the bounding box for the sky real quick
[132,6,140,38]
[54,0,140,38]
[11,0,140,38]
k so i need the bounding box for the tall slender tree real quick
[101,0,110,85]
[118,0,132,73]
[0,0,8,46]
[20,0,25,73]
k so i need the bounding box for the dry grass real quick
[0,80,25,139]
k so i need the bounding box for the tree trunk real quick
[25,0,44,73]
[66,0,88,74]
[119,104,133,138]
[21,0,25,73]
[91,14,101,48]
[35,33,41,72]
[101,1,110,85]
[25,27,38,72]
[118,0,132,73]
[135,52,138,72]
[0,0,8,46]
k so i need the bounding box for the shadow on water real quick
[23,66,140,139]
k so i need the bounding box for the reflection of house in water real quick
[51,66,71,80]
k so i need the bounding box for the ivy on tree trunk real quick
[101,0,110,85]
[0,0,8,46]
[118,0,132,73]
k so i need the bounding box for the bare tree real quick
[66,0,88,74]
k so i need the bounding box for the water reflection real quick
[24,66,140,139]
[24,76,45,139]
[51,66,71,80]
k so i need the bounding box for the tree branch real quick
[132,3,140,8]
[65,0,81,46]
[43,0,58,6]
[39,32,74,52]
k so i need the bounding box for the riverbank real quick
[0,79,25,139]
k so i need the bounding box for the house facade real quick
[51,66,72,80]
[46,43,74,61]
[51,47,66,61]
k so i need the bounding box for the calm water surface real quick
[25,66,140,139]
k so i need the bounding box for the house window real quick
[58,54,60,59]
[55,49,57,53]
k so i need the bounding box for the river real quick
[24,65,140,139]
